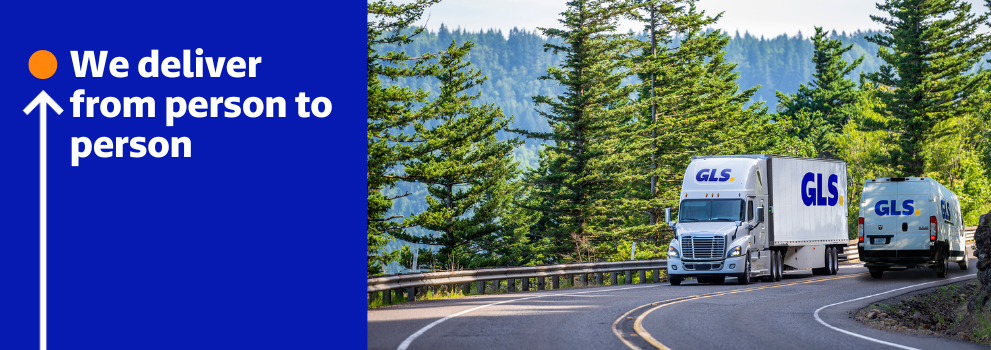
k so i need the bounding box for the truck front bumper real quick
[667,256,747,278]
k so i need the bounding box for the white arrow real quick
[24,90,61,350]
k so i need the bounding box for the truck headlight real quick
[668,245,679,258]
[727,246,741,257]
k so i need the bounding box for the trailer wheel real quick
[669,277,682,286]
[869,267,883,279]
[774,251,783,282]
[960,257,969,270]
[830,247,839,275]
[737,253,751,285]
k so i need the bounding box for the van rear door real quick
[862,181,898,257]
[891,180,931,258]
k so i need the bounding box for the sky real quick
[408,0,989,38]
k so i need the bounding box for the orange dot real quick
[29,50,57,79]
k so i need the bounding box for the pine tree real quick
[776,27,864,157]
[392,41,522,269]
[514,0,642,262]
[865,0,991,175]
[622,1,813,244]
[366,0,441,275]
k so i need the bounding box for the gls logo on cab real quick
[695,169,733,183]
[801,172,842,206]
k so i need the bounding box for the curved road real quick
[368,260,982,350]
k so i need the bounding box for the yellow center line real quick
[615,273,868,350]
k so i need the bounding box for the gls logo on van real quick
[695,169,732,182]
[801,172,841,206]
[874,200,916,216]
[940,200,954,221]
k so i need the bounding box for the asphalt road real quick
[368,259,982,350]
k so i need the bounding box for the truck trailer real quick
[666,155,849,285]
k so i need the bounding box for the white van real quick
[857,177,966,278]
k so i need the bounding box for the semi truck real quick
[666,155,849,285]
[857,177,967,278]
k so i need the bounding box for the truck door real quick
[748,197,767,248]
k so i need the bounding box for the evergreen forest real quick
[367,0,991,275]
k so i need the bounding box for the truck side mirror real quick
[756,207,765,223]
[668,220,677,227]
[665,208,671,224]
[734,221,742,227]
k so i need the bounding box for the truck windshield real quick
[679,199,745,222]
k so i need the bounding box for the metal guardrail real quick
[368,259,667,304]
[840,226,978,262]
[369,226,980,305]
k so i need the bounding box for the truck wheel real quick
[774,251,783,281]
[960,258,969,270]
[869,267,883,279]
[761,252,775,282]
[738,253,751,285]
[935,250,948,278]
[669,277,682,286]
[830,247,839,275]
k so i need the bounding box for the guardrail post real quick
[595,272,603,285]
[610,272,617,285]
[462,283,470,295]
[652,269,659,283]
[639,270,646,284]
[407,287,415,302]
[522,277,529,291]
[537,277,545,290]
[383,290,391,304]
[508,278,516,292]
[477,280,485,295]
[580,273,588,287]
[625,270,632,284]
[552,275,560,289]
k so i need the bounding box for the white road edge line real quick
[813,275,974,350]
[395,285,660,350]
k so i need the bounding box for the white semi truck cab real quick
[666,155,849,285]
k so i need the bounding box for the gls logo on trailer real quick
[874,200,916,216]
[695,169,733,182]
[800,172,841,206]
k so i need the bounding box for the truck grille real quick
[683,236,725,260]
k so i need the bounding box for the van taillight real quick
[930,216,937,241]
[858,217,864,239]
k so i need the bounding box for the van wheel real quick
[738,253,751,285]
[960,258,969,270]
[669,277,682,286]
[935,250,948,278]
[774,251,783,281]
[869,267,883,279]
